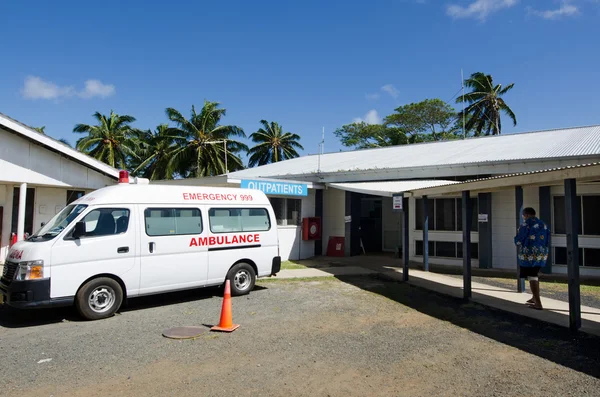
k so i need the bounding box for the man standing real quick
[514,207,550,310]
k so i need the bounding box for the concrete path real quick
[276,266,376,279]
[276,258,600,336]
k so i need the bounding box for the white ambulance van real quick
[1,175,281,320]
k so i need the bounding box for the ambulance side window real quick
[144,208,203,236]
[80,208,130,237]
[209,208,271,233]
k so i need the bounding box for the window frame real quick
[144,207,203,237]
[208,207,272,234]
[68,207,131,239]
[415,240,479,260]
[415,197,479,232]
[269,197,302,227]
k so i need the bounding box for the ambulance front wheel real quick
[227,263,256,296]
[76,277,123,320]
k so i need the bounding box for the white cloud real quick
[353,110,381,125]
[528,2,579,19]
[447,0,519,21]
[79,79,116,98]
[21,76,116,100]
[365,93,380,100]
[22,76,75,100]
[381,84,399,98]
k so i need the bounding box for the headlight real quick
[15,261,44,281]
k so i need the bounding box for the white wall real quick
[322,188,346,255]
[491,190,516,270]
[0,127,115,189]
[273,189,316,261]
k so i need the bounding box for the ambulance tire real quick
[76,277,123,320]
[227,263,256,296]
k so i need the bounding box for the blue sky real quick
[1,0,599,158]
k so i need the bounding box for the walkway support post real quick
[515,186,525,293]
[423,195,429,272]
[565,178,581,331]
[462,190,472,299]
[17,183,27,242]
[539,186,553,274]
[403,197,409,281]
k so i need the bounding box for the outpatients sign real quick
[241,179,308,197]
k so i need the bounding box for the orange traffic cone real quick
[211,280,240,332]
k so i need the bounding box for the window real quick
[552,195,600,235]
[415,241,479,259]
[144,208,202,236]
[554,247,584,267]
[435,241,456,258]
[67,190,85,205]
[269,198,302,226]
[435,199,456,231]
[209,208,270,233]
[80,208,130,237]
[416,198,478,232]
[415,199,434,230]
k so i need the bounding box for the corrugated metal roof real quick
[229,125,600,180]
[328,180,459,197]
[404,162,600,197]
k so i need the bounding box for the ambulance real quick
[0,172,281,320]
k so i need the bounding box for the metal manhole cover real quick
[162,326,207,339]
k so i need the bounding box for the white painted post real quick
[17,182,27,241]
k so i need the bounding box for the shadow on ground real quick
[335,274,600,379]
[0,285,268,329]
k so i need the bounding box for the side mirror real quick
[72,222,86,239]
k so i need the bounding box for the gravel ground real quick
[1,275,600,397]
[447,274,600,308]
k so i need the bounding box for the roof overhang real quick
[404,163,600,197]
[327,180,459,197]
[0,113,119,180]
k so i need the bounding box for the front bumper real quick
[271,256,281,275]
[0,278,73,309]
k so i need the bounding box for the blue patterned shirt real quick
[514,217,550,268]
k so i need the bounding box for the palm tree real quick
[73,111,137,169]
[247,120,304,167]
[165,101,248,177]
[456,72,516,136]
[130,124,178,180]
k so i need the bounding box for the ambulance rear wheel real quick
[227,263,256,296]
[76,277,123,320]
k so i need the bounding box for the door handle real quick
[149,242,155,253]
[117,247,129,254]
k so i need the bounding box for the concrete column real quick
[403,197,409,282]
[515,186,525,293]
[462,190,472,299]
[539,186,552,274]
[478,193,493,269]
[17,183,27,242]
[423,196,429,272]
[565,178,581,331]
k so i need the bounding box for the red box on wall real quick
[302,217,321,241]
[326,236,345,257]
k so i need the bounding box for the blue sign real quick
[241,179,308,197]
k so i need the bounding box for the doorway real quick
[359,198,382,253]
